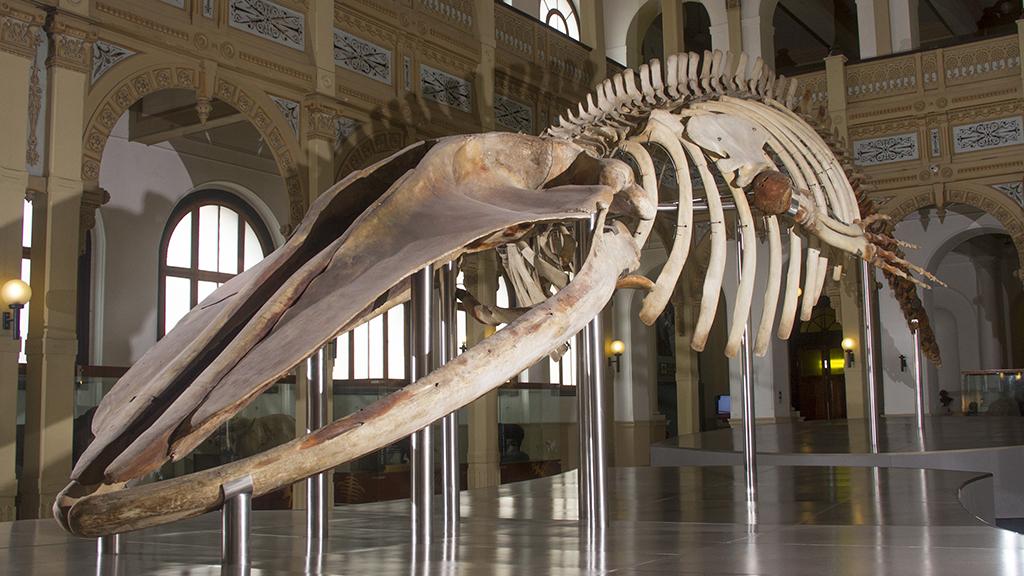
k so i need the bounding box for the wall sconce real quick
[1,279,32,340]
[607,339,625,373]
[841,337,855,368]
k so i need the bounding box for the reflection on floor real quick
[3,466,1023,575]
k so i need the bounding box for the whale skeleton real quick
[55,50,942,537]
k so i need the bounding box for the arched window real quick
[159,190,273,337]
[541,0,580,41]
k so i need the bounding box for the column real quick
[855,0,893,59]
[888,0,919,53]
[0,1,44,522]
[673,284,700,436]
[723,0,742,56]
[740,0,774,69]
[475,0,496,131]
[662,0,685,59]
[578,0,607,82]
[463,252,501,488]
[824,53,849,142]
[839,262,866,419]
[20,12,92,520]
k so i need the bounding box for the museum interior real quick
[2,0,1024,574]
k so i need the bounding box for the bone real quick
[639,63,657,105]
[754,215,782,356]
[687,51,702,96]
[748,57,763,94]
[800,247,821,321]
[665,54,680,99]
[616,139,659,249]
[684,136,727,352]
[722,51,737,92]
[733,52,748,93]
[639,111,695,326]
[56,219,641,539]
[777,229,803,340]
[813,254,829,304]
[832,264,843,282]
[724,182,757,358]
[650,58,667,102]
[617,274,655,291]
[699,50,713,93]
[709,50,724,94]
[675,52,690,97]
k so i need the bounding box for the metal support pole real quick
[97,534,121,556]
[911,318,926,436]
[575,217,607,529]
[411,265,434,543]
[221,475,254,568]
[305,347,330,544]
[860,260,881,453]
[736,223,757,503]
[438,262,460,538]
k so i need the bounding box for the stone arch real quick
[81,55,307,227]
[335,129,408,181]
[882,183,1024,281]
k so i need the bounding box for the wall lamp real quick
[841,337,855,368]
[1,279,32,340]
[607,339,625,373]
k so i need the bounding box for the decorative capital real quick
[303,97,342,142]
[0,2,44,59]
[46,13,94,73]
[80,186,110,253]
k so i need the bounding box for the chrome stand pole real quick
[911,318,926,439]
[438,262,460,538]
[221,475,254,570]
[306,347,330,544]
[860,260,881,453]
[411,265,434,544]
[97,534,121,556]
[737,222,757,504]
[575,217,607,529]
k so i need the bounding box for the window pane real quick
[19,258,30,363]
[164,276,191,333]
[197,280,218,304]
[353,323,369,379]
[218,208,239,274]
[334,332,350,380]
[166,213,192,268]
[243,223,264,271]
[197,205,219,272]
[22,199,31,249]
[368,314,384,379]
[387,306,405,379]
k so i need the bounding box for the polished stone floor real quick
[4,466,1023,575]
[661,416,1024,453]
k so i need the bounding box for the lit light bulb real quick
[1,279,31,306]
[841,337,855,351]
[609,339,625,356]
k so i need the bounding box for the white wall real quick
[96,114,288,366]
[879,207,1015,415]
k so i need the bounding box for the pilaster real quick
[0,0,43,523]
[579,0,606,82]
[303,96,340,200]
[463,251,500,488]
[888,0,919,53]
[824,53,849,143]
[20,10,92,519]
[475,0,496,130]
[839,266,866,419]
[661,0,684,60]
[855,0,893,59]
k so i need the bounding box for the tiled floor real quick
[3,465,1023,575]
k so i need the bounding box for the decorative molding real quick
[494,94,532,133]
[47,18,92,73]
[95,4,190,41]
[0,5,44,59]
[25,28,44,172]
[237,51,313,82]
[418,0,473,30]
[304,101,337,141]
[952,116,1024,154]
[944,37,1020,86]
[929,127,940,157]
[852,133,919,166]
[993,182,1024,209]
[403,55,411,91]
[270,95,300,136]
[420,64,471,112]
[335,116,360,146]
[334,28,391,84]
[229,0,305,51]
[91,40,135,84]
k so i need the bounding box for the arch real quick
[81,54,307,227]
[882,183,1024,281]
[184,180,287,249]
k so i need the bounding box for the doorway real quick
[790,298,847,420]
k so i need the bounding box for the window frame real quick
[157,189,273,338]
[541,0,581,41]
